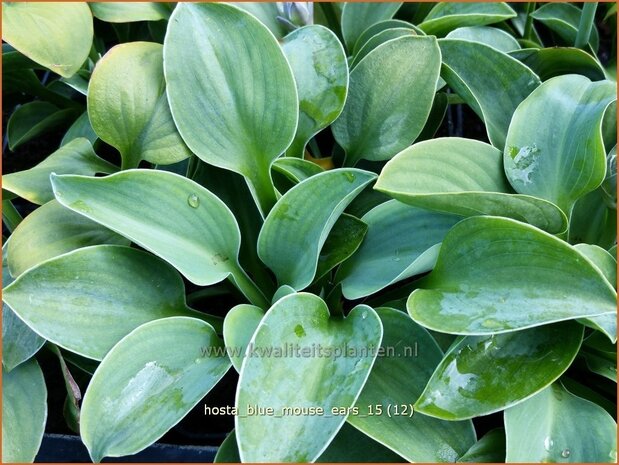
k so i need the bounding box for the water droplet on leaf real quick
[561,449,571,458]
[344,172,355,183]
[544,437,554,451]
[187,194,200,208]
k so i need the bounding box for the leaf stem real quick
[2,200,22,233]
[229,267,271,310]
[575,2,598,49]
[248,166,279,217]
[523,2,536,40]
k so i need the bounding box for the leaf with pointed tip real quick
[7,101,78,151]
[509,47,606,81]
[332,36,441,166]
[258,169,376,290]
[349,308,476,462]
[415,322,583,420]
[458,428,506,463]
[51,169,269,308]
[272,158,324,184]
[223,304,264,373]
[446,26,520,52]
[340,2,402,51]
[2,359,47,463]
[439,39,540,149]
[337,201,460,299]
[165,3,298,214]
[2,243,44,372]
[236,293,382,462]
[2,2,93,77]
[316,213,367,281]
[61,111,98,147]
[8,200,128,277]
[3,245,220,360]
[407,217,616,335]
[89,2,170,22]
[505,383,616,462]
[351,28,417,69]
[375,138,567,233]
[419,3,516,36]
[531,3,599,52]
[88,42,190,169]
[282,25,348,158]
[216,425,405,463]
[80,317,231,462]
[3,138,117,205]
[352,19,420,56]
[504,75,616,214]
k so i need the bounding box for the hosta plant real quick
[2,1,617,463]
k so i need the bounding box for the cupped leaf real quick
[458,428,506,463]
[51,169,268,308]
[3,245,219,360]
[281,25,348,158]
[439,39,540,149]
[3,138,117,205]
[531,3,599,52]
[505,383,617,462]
[351,28,417,69]
[332,36,441,166]
[272,158,324,184]
[2,243,44,372]
[81,317,231,462]
[89,2,170,22]
[352,19,420,56]
[375,138,567,234]
[337,201,460,299]
[340,2,402,51]
[2,359,47,463]
[88,42,190,169]
[504,75,616,214]
[2,2,93,77]
[258,169,376,290]
[7,101,78,151]
[407,216,616,335]
[8,200,128,277]
[510,47,606,81]
[223,304,264,373]
[415,322,583,420]
[236,293,382,462]
[349,308,476,462]
[446,26,520,52]
[569,188,617,249]
[419,3,517,36]
[164,3,298,214]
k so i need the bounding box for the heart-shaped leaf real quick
[164,3,298,214]
[80,317,231,462]
[2,2,93,77]
[3,138,117,205]
[89,2,170,22]
[2,243,44,372]
[510,47,606,81]
[88,42,191,169]
[223,304,264,373]
[281,25,348,158]
[51,169,269,308]
[504,75,616,214]
[236,293,382,462]
[337,201,460,299]
[349,308,476,462]
[439,39,540,149]
[415,322,583,420]
[7,200,128,277]
[504,383,617,462]
[332,36,441,166]
[375,138,567,233]
[419,3,516,36]
[340,2,402,51]
[407,216,616,335]
[258,169,376,290]
[3,245,219,360]
[446,26,520,52]
[2,359,47,463]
